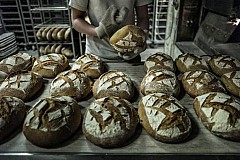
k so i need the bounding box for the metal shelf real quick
[30,7,68,11]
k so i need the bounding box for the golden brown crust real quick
[221,71,240,98]
[23,96,81,147]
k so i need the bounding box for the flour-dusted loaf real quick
[144,52,176,73]
[175,53,210,73]
[193,92,240,141]
[221,71,240,98]
[82,96,138,147]
[140,69,180,97]
[109,25,146,53]
[209,54,240,76]
[0,71,43,101]
[32,53,69,78]
[50,70,92,100]
[71,53,104,79]
[182,70,226,97]
[0,52,35,82]
[0,96,26,142]
[23,96,81,147]
[138,93,192,143]
[92,70,134,100]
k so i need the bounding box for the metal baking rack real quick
[26,0,79,58]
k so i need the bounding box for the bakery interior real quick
[0,0,240,160]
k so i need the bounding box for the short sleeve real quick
[135,0,153,6]
[69,0,89,11]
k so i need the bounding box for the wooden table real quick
[0,62,239,160]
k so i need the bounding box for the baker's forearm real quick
[72,18,97,36]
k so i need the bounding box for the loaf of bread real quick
[193,92,240,141]
[0,71,43,101]
[0,52,36,82]
[57,28,67,41]
[46,27,55,41]
[52,28,61,40]
[32,53,69,78]
[61,47,74,58]
[82,96,138,147]
[175,53,210,73]
[209,54,240,76]
[39,46,45,55]
[50,44,57,53]
[0,96,26,142]
[144,52,176,73]
[41,27,51,40]
[55,44,62,54]
[138,93,192,143]
[50,70,92,100]
[221,71,240,97]
[109,25,146,53]
[71,53,104,79]
[64,27,71,41]
[23,96,81,147]
[140,69,180,97]
[36,27,45,40]
[182,70,226,97]
[92,70,134,100]
[44,45,51,55]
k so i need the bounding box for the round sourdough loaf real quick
[140,69,180,97]
[0,52,35,82]
[32,53,69,78]
[138,93,192,143]
[23,96,81,147]
[109,25,146,53]
[92,70,134,100]
[175,53,210,73]
[82,97,138,147]
[221,71,240,97]
[50,70,92,100]
[0,71,43,101]
[0,96,26,142]
[144,52,176,73]
[209,54,240,76]
[182,70,226,97]
[193,92,240,141]
[71,53,104,79]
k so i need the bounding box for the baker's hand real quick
[118,42,147,60]
[95,5,129,39]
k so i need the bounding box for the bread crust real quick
[221,71,240,98]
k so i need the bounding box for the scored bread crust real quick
[32,53,69,78]
[144,52,176,73]
[0,71,43,101]
[0,96,26,142]
[221,71,240,98]
[92,70,134,100]
[109,25,146,53]
[209,54,240,76]
[175,53,210,73]
[50,70,92,100]
[82,97,138,148]
[140,69,180,97]
[193,92,240,141]
[23,96,81,147]
[71,53,104,79]
[182,70,226,98]
[138,93,192,143]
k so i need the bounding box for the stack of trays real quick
[0,32,18,60]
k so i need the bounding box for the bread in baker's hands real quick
[138,93,192,143]
[110,25,146,60]
[0,71,43,101]
[0,52,36,83]
[71,53,104,79]
[182,70,226,97]
[144,52,176,73]
[82,96,138,148]
[92,70,134,101]
[50,70,92,101]
[193,92,240,141]
[23,96,81,147]
[209,54,240,76]
[0,96,26,142]
[175,53,210,73]
[32,53,69,78]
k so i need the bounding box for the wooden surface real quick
[0,62,239,158]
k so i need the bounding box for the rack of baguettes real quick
[27,0,77,58]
